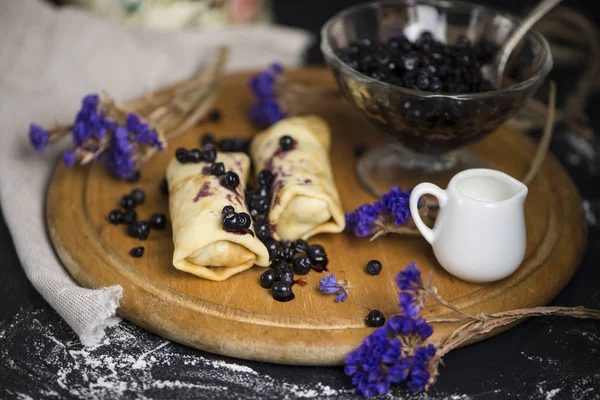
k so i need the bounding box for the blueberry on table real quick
[221,171,240,190]
[130,189,145,206]
[211,162,225,176]
[129,246,145,258]
[149,213,167,230]
[222,205,235,215]
[271,282,294,302]
[209,109,222,122]
[257,169,274,186]
[260,269,275,289]
[271,260,290,272]
[123,209,137,224]
[175,147,189,163]
[366,310,385,327]
[279,135,294,151]
[203,146,217,163]
[127,221,149,240]
[188,148,203,163]
[221,212,239,231]
[275,269,294,285]
[366,260,382,275]
[270,247,285,262]
[120,195,135,210]
[293,256,312,275]
[311,255,329,271]
[108,210,124,225]
[290,239,309,254]
[201,132,214,146]
[236,212,251,230]
[307,244,326,260]
[160,178,169,196]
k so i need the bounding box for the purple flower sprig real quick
[346,186,418,239]
[319,273,351,302]
[28,94,165,180]
[345,262,439,397]
[248,62,340,128]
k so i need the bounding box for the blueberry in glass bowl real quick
[320,0,552,191]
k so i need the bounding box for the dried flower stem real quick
[433,306,600,358]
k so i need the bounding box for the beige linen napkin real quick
[0,0,312,346]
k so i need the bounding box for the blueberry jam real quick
[337,33,495,94]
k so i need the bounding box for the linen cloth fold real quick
[0,0,312,346]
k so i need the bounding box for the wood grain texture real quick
[46,68,587,366]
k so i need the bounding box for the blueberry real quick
[366,260,382,275]
[130,189,145,206]
[127,222,140,238]
[307,244,326,260]
[283,247,295,262]
[279,135,294,151]
[251,196,269,214]
[211,162,225,176]
[312,255,329,271]
[150,213,167,230]
[274,268,294,285]
[221,171,240,190]
[129,246,145,258]
[271,282,294,302]
[257,185,270,198]
[260,269,275,289]
[237,212,251,230]
[290,239,309,254]
[203,146,217,163]
[270,247,285,262]
[201,132,214,146]
[127,221,149,240]
[209,109,222,122]
[120,195,135,209]
[430,77,442,93]
[108,210,124,225]
[188,148,203,163]
[271,260,290,272]
[416,74,430,90]
[257,169,274,186]
[175,147,189,163]
[222,212,239,232]
[265,239,282,255]
[366,310,385,327]
[222,205,235,215]
[160,178,169,196]
[255,221,271,241]
[123,209,137,224]
[403,55,419,71]
[293,256,312,275]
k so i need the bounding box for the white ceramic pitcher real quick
[409,169,528,283]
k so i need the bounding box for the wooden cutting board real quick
[46,68,586,366]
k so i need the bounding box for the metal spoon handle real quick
[495,0,563,85]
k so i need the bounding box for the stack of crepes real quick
[167,115,345,281]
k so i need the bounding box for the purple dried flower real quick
[249,98,286,128]
[395,262,422,292]
[345,203,383,238]
[407,344,437,392]
[29,124,49,153]
[345,262,436,397]
[319,273,350,302]
[248,63,287,127]
[104,126,136,179]
[62,149,76,167]
[381,186,412,225]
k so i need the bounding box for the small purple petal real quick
[29,123,49,153]
[62,149,76,167]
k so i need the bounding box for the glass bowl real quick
[321,0,553,192]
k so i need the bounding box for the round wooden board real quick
[47,68,586,366]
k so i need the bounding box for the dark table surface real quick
[2,2,600,399]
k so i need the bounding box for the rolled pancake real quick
[250,116,345,241]
[167,152,270,281]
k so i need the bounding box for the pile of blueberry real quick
[259,239,330,302]
[337,32,495,94]
[107,188,167,257]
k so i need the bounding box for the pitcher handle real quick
[410,183,448,244]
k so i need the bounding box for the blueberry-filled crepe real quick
[166,150,270,281]
[249,116,345,241]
